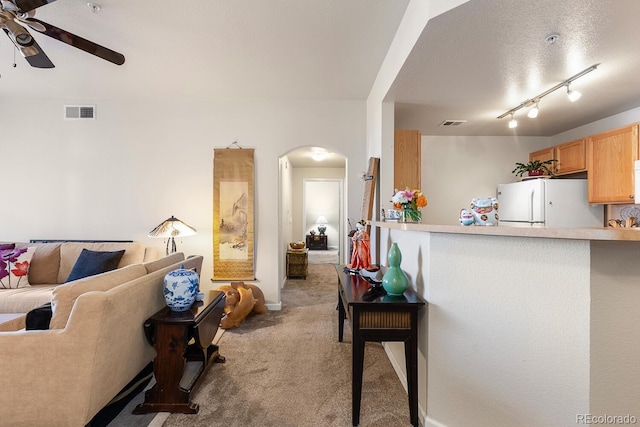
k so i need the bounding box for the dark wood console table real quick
[335,265,426,427]
[133,290,226,414]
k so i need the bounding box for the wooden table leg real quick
[405,333,419,426]
[352,334,365,426]
[338,291,345,343]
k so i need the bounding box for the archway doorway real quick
[278,146,347,290]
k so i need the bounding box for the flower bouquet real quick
[391,188,427,223]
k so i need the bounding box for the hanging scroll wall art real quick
[213,147,255,280]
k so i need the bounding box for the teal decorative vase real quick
[382,243,409,296]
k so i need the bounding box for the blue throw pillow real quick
[65,249,126,282]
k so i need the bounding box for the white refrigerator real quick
[496,179,604,227]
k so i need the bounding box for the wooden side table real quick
[133,290,226,414]
[286,249,308,279]
[335,265,426,427]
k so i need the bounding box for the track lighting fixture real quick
[566,84,581,102]
[498,64,599,128]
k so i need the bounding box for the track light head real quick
[566,84,581,102]
[508,114,518,128]
[527,102,539,118]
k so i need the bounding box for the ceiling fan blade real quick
[12,0,56,13]
[25,17,125,65]
[2,28,54,67]
[22,38,54,67]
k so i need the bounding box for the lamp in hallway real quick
[148,215,197,255]
[315,215,328,235]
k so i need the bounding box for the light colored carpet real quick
[160,263,413,426]
[109,263,412,426]
[307,249,339,264]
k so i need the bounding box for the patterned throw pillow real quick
[0,246,35,289]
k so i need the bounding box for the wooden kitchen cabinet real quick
[529,139,586,175]
[555,138,587,175]
[587,124,639,204]
[529,147,555,164]
[394,130,421,190]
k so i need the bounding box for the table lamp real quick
[148,215,197,255]
[315,215,328,235]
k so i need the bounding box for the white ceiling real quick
[2,0,640,149]
[0,0,408,100]
[389,0,640,136]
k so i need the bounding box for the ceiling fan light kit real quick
[0,0,124,68]
[498,63,599,129]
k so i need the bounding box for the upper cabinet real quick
[394,130,421,191]
[555,139,587,175]
[587,124,639,204]
[529,139,586,176]
[529,147,555,165]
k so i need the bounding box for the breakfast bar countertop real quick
[371,220,640,241]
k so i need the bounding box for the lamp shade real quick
[148,216,196,255]
[148,216,196,238]
[315,215,328,225]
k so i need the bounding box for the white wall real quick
[380,228,592,427]
[0,97,366,306]
[551,105,640,144]
[291,168,346,240]
[279,155,294,289]
[420,135,550,225]
[303,180,341,245]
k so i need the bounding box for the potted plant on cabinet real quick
[511,159,557,177]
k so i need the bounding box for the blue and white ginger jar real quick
[163,264,199,311]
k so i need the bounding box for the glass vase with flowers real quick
[391,188,428,223]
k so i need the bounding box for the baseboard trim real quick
[266,302,282,311]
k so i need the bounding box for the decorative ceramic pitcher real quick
[470,197,499,226]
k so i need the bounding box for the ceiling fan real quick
[0,0,124,68]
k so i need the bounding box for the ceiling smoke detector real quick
[545,33,560,45]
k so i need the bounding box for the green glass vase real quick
[382,243,409,296]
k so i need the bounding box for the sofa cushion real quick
[50,264,147,329]
[143,252,185,274]
[24,243,62,285]
[0,284,57,314]
[66,249,126,282]
[0,246,36,289]
[57,242,146,284]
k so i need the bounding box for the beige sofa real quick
[0,251,203,427]
[0,241,157,314]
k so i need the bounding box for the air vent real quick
[64,105,96,120]
[439,120,466,127]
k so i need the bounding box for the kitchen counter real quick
[371,220,640,426]
[372,220,640,241]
